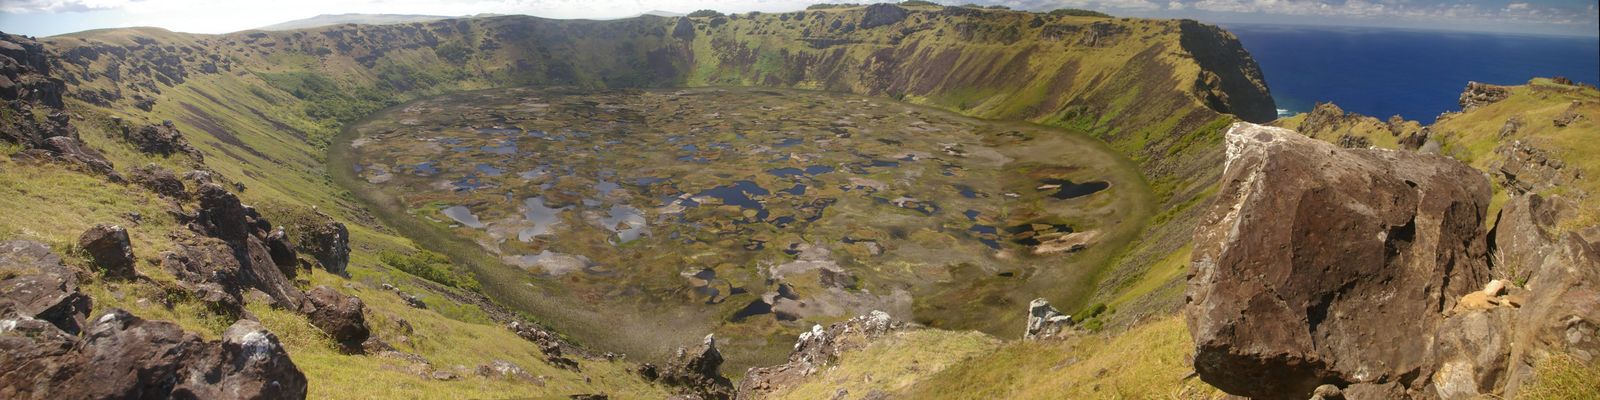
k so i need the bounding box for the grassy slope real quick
[12,5,1277,397]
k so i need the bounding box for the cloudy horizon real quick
[0,0,1596,38]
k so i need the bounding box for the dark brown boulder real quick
[160,236,246,312]
[0,308,307,400]
[193,183,305,308]
[0,240,92,335]
[265,227,298,277]
[660,334,733,400]
[176,318,308,399]
[302,286,370,353]
[127,163,188,200]
[78,223,136,279]
[1186,123,1492,399]
[297,213,350,275]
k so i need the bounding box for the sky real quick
[0,0,1596,38]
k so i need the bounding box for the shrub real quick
[687,9,724,18]
[901,0,939,6]
[379,250,481,292]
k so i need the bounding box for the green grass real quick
[1518,354,1600,400]
[896,315,1218,399]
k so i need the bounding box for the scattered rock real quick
[1498,115,1522,138]
[509,320,580,371]
[738,311,900,398]
[476,359,535,381]
[127,163,188,199]
[77,223,136,279]
[302,286,370,353]
[399,291,427,309]
[1187,123,1492,398]
[0,240,92,335]
[1552,100,1583,127]
[1336,134,1371,149]
[1024,298,1073,340]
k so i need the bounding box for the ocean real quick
[1222,24,1600,123]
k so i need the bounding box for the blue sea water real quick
[1223,24,1600,123]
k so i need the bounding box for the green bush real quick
[900,0,939,6]
[257,71,398,147]
[1078,302,1108,319]
[687,9,724,18]
[379,250,481,292]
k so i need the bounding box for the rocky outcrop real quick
[77,224,136,279]
[193,183,304,308]
[127,163,189,199]
[121,120,202,159]
[1177,20,1277,123]
[1459,82,1511,110]
[660,334,734,400]
[737,311,900,399]
[1023,298,1073,340]
[0,240,92,335]
[302,286,370,353]
[858,4,908,29]
[0,308,307,399]
[1187,123,1493,398]
[1487,194,1600,395]
[1490,140,1579,196]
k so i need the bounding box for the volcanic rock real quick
[661,334,733,400]
[302,286,370,353]
[1186,123,1492,398]
[1460,82,1511,110]
[194,183,304,308]
[122,120,201,158]
[1023,298,1073,340]
[127,163,188,199]
[737,311,899,399]
[510,320,581,371]
[297,213,350,275]
[78,223,136,279]
[265,227,299,277]
[1490,194,1600,395]
[0,240,92,335]
[1552,100,1584,127]
[858,4,908,29]
[0,309,307,399]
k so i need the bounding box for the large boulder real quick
[78,224,136,279]
[297,214,350,275]
[302,286,370,353]
[193,183,305,308]
[160,236,247,312]
[1186,123,1493,398]
[1459,82,1511,110]
[265,227,299,278]
[737,311,899,399]
[660,334,734,400]
[0,308,307,399]
[0,240,92,335]
[1023,298,1073,340]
